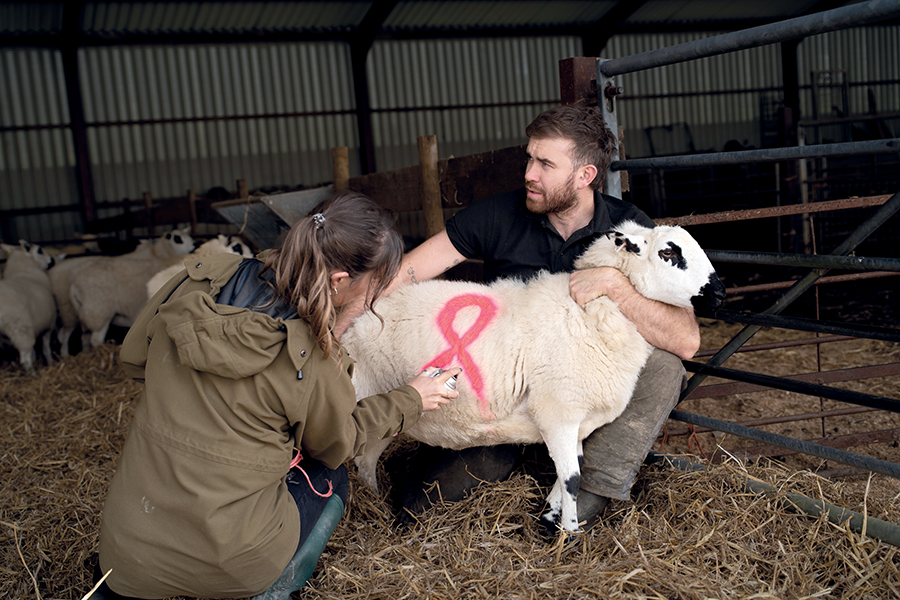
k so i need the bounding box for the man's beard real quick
[525,172,578,215]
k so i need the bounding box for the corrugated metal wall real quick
[369,36,580,171]
[0,47,77,244]
[608,33,783,157]
[80,42,357,213]
[1,25,897,245]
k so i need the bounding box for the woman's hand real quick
[408,367,463,411]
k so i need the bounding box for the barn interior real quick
[2,1,900,599]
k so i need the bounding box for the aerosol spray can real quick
[428,368,458,391]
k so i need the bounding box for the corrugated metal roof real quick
[385,1,617,30]
[81,1,372,35]
[626,0,824,24]
[0,1,873,39]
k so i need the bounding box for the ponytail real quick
[263,192,403,359]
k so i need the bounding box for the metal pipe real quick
[611,139,900,171]
[693,334,854,357]
[664,407,875,436]
[701,310,900,343]
[646,451,900,548]
[683,361,900,413]
[726,272,897,295]
[599,1,900,77]
[668,410,900,479]
[706,250,900,271]
[682,190,900,398]
[684,363,900,398]
[656,194,892,227]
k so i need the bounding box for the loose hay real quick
[2,335,900,600]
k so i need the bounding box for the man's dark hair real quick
[525,104,617,191]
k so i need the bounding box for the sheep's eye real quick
[660,248,673,258]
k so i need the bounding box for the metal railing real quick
[591,0,900,476]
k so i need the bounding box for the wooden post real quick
[187,189,198,234]
[332,146,350,192]
[559,57,598,106]
[142,191,155,237]
[237,179,249,200]
[418,135,443,238]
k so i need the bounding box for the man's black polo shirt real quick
[445,187,654,283]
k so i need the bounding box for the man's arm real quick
[334,229,467,339]
[569,267,700,360]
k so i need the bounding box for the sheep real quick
[145,234,253,300]
[0,240,58,374]
[64,227,195,350]
[343,221,726,532]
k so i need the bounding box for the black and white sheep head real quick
[574,221,726,311]
[163,226,196,254]
[222,234,254,257]
[9,239,56,270]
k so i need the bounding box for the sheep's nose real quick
[693,273,727,310]
[708,274,727,308]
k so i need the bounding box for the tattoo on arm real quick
[442,259,460,273]
[407,266,418,284]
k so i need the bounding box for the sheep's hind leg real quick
[539,424,582,532]
[354,437,393,493]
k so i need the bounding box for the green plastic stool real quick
[252,493,345,600]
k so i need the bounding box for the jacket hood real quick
[159,291,297,379]
[150,254,314,380]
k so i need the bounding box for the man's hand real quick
[568,267,701,360]
[568,266,628,307]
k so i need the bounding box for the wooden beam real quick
[418,135,443,238]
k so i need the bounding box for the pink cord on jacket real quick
[290,450,334,498]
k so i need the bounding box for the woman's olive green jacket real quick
[98,254,422,598]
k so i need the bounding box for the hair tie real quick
[312,213,325,229]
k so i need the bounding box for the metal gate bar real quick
[670,409,900,478]
[598,0,900,78]
[658,194,892,227]
[682,189,900,398]
[693,334,854,357]
[686,363,900,399]
[666,407,876,437]
[613,139,900,172]
[706,310,900,343]
[684,361,900,413]
[705,251,900,271]
[726,271,897,295]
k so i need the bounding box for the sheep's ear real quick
[1,243,14,254]
[613,235,642,255]
[19,239,32,251]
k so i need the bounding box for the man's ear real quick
[578,164,598,189]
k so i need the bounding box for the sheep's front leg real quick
[539,423,582,532]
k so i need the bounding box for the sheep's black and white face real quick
[227,236,254,257]
[576,221,726,311]
[162,227,196,254]
[18,239,55,270]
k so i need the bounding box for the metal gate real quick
[585,0,900,478]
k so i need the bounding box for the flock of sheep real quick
[0,230,252,374]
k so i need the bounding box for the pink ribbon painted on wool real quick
[423,293,498,419]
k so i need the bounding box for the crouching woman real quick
[92,192,460,599]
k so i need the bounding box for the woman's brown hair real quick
[263,192,403,359]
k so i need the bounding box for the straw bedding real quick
[2,324,899,600]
